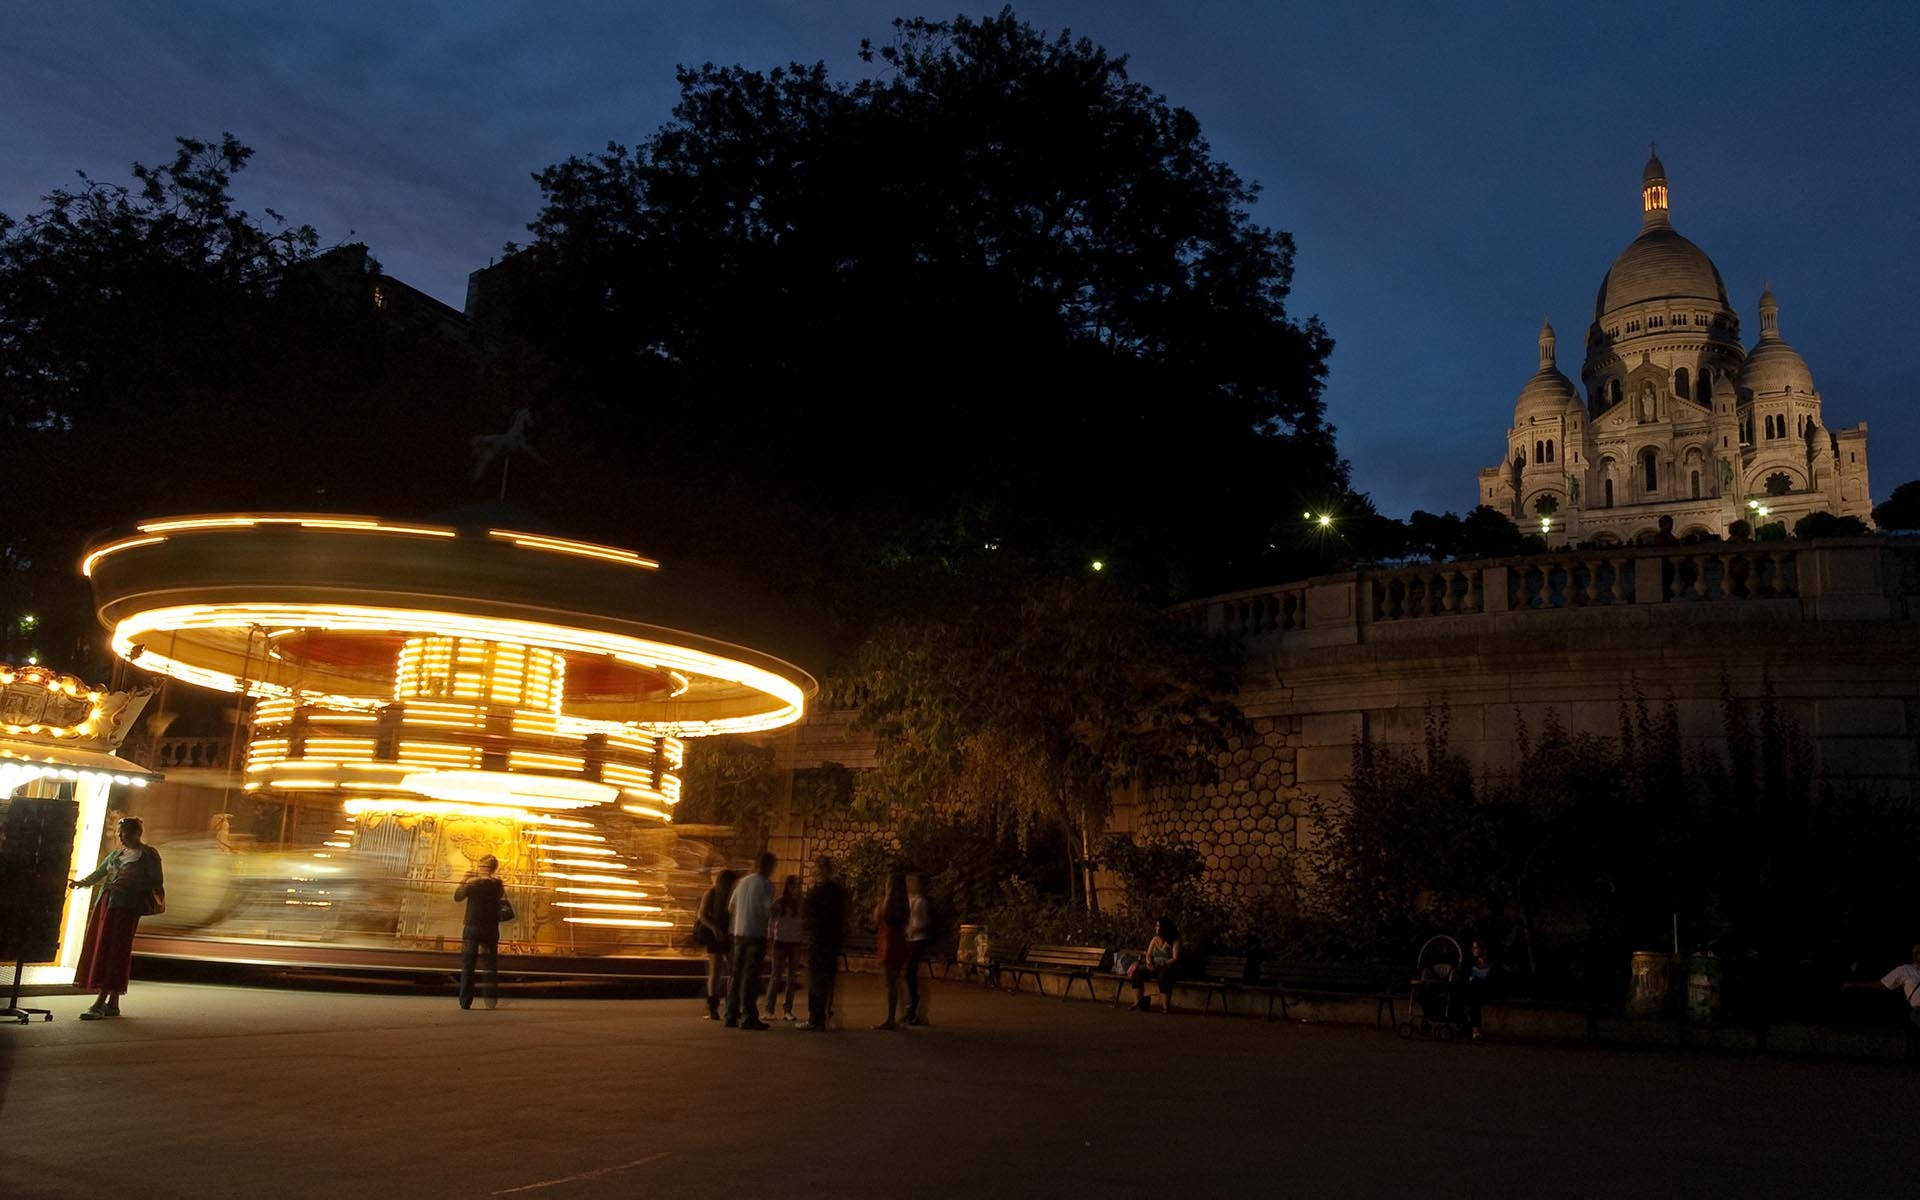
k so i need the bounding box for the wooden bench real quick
[1266,962,1402,1026]
[1187,954,1253,1016]
[835,934,954,978]
[838,931,878,972]
[993,944,1108,1001]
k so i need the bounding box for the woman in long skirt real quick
[873,871,909,1030]
[68,817,165,1020]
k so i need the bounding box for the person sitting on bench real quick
[1125,917,1182,1013]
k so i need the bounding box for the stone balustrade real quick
[128,733,233,771]
[1171,538,1920,651]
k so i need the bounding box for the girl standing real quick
[873,871,909,1029]
[695,868,738,1020]
[68,817,165,1020]
[763,874,805,1020]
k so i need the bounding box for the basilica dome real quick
[1592,152,1730,321]
[1593,229,1730,320]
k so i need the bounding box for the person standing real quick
[695,868,738,1020]
[453,855,505,1010]
[903,872,935,1026]
[68,817,164,1020]
[763,874,805,1021]
[725,851,776,1029]
[873,871,910,1030]
[799,856,848,1031]
[1877,942,1920,1058]
[1464,938,1496,1040]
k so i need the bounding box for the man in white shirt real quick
[724,851,777,1029]
[1880,943,1920,1056]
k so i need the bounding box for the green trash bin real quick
[1686,953,1722,1022]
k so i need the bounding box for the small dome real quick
[1738,289,1815,395]
[1740,340,1814,395]
[1594,227,1729,320]
[1515,369,1581,421]
[1515,320,1580,421]
[1642,151,1667,186]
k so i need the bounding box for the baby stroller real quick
[1397,935,1466,1041]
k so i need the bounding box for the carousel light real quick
[487,529,660,569]
[400,770,617,810]
[110,602,806,735]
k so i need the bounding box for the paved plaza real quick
[2,972,1913,1198]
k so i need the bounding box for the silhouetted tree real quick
[1792,511,1871,539]
[0,136,486,675]
[502,9,1344,617]
[1871,480,1920,531]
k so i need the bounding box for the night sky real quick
[7,1,1917,519]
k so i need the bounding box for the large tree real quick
[844,568,1244,908]
[501,9,1343,615]
[0,136,486,675]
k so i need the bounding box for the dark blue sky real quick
[7,1,1916,517]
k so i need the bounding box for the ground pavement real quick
[1,971,1912,1198]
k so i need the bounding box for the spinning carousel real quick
[83,513,815,956]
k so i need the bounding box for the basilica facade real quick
[1477,152,1871,543]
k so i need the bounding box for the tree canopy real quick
[499,9,1344,612]
[844,568,1244,906]
[0,136,487,674]
[1871,480,1920,532]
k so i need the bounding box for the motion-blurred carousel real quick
[83,514,815,961]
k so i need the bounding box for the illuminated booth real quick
[0,665,156,994]
[82,514,815,958]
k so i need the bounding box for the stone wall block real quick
[1815,698,1908,738]
[1301,712,1363,748]
[1296,745,1351,783]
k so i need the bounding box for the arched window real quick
[1641,449,1658,493]
[1691,470,1700,499]
[1674,367,1690,401]
[1604,478,1615,508]
[1535,440,1544,464]
[1546,439,1555,463]
[1609,380,1623,408]
[1697,368,1712,402]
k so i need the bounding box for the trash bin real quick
[1686,953,1722,1022]
[1627,950,1671,1018]
[956,924,983,967]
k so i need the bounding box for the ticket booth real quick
[0,665,156,991]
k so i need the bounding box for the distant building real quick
[294,243,473,346]
[1478,152,1871,542]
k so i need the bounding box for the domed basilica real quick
[1477,152,1871,543]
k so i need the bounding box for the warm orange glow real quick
[487,529,660,569]
[80,534,168,578]
[134,514,455,537]
[112,602,806,735]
